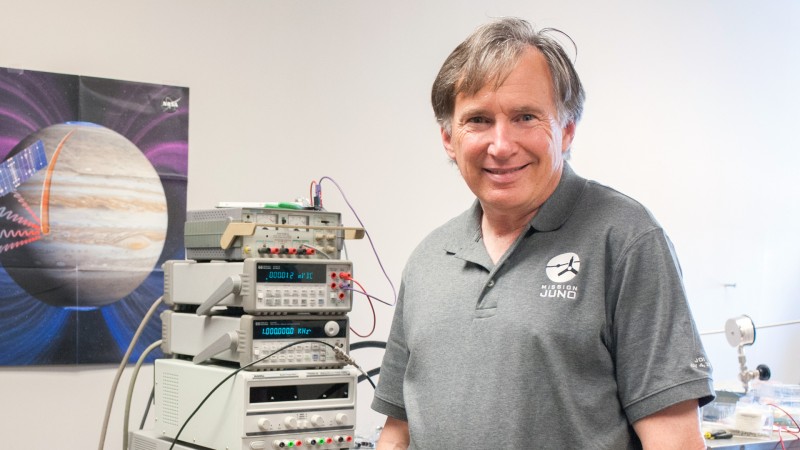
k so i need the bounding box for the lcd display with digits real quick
[249,382,349,403]
[256,263,327,284]
[252,319,347,339]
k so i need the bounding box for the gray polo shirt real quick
[372,163,714,449]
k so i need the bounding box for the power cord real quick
[98,296,163,450]
[123,339,163,450]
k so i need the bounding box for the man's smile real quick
[484,163,530,175]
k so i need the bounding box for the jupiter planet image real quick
[0,122,167,308]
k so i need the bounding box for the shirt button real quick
[487,280,495,287]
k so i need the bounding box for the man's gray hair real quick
[432,17,585,135]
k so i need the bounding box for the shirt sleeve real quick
[609,227,715,423]
[371,278,410,421]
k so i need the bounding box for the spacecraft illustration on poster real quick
[0,67,189,365]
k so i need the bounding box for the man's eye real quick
[468,117,488,124]
[520,114,535,121]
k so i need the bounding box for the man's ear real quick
[441,126,456,160]
[561,121,576,153]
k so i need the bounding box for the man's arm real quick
[376,416,410,450]
[632,399,705,450]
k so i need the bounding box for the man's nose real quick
[487,120,516,159]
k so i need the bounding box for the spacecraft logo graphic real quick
[161,96,181,113]
[545,252,581,283]
[539,252,581,300]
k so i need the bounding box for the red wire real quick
[769,403,800,430]
[348,278,376,338]
[768,403,800,450]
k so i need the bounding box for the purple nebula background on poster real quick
[0,68,188,365]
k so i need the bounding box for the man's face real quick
[442,47,575,219]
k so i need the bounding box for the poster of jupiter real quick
[0,68,188,365]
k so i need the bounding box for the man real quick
[371,17,714,449]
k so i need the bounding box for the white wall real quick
[1,1,799,449]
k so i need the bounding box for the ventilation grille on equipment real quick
[186,209,233,221]
[161,371,181,427]
[129,434,157,450]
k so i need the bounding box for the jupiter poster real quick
[0,68,188,365]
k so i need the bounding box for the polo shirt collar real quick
[442,200,486,262]
[443,162,587,258]
[530,162,587,232]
